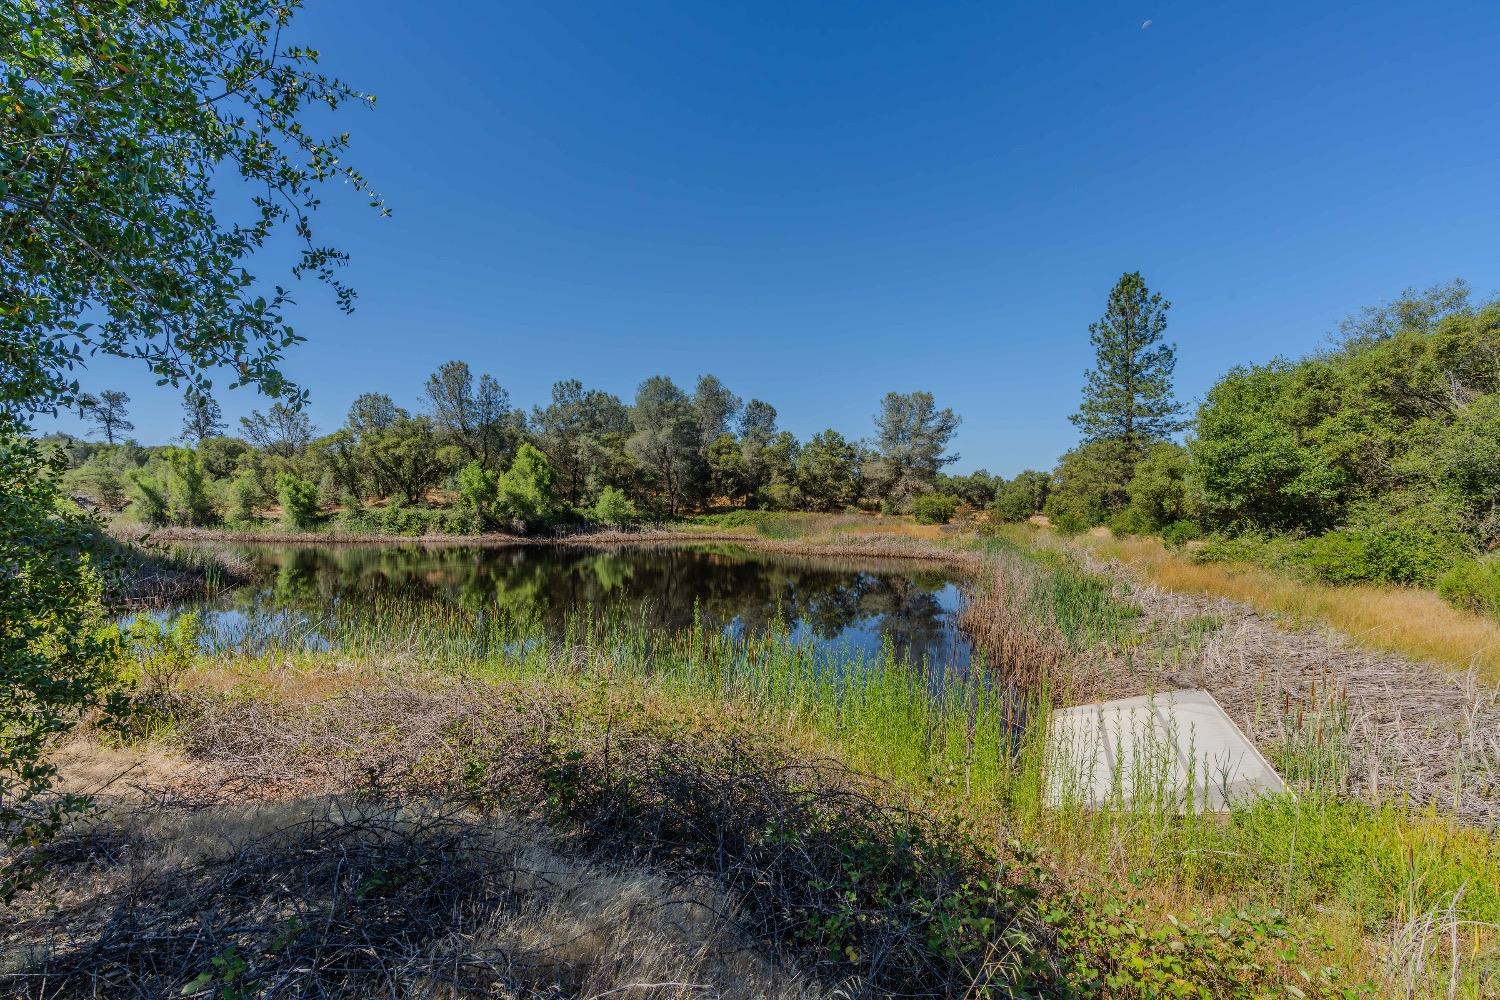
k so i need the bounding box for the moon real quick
[1141,19,1152,29]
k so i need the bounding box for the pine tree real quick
[180,389,226,445]
[1070,272,1184,505]
[79,390,133,444]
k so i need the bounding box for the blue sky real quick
[37,0,1500,474]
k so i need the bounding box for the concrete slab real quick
[1046,689,1287,812]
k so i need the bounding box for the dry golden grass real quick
[1085,534,1500,683]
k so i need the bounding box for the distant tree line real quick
[54,364,966,534]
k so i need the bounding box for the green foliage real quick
[1295,502,1467,586]
[1437,556,1500,618]
[0,424,120,900]
[705,431,749,502]
[197,436,250,480]
[1190,359,1347,531]
[1,0,383,415]
[164,447,217,526]
[342,500,469,536]
[591,486,639,527]
[872,391,961,505]
[796,429,860,511]
[911,493,961,525]
[276,473,321,530]
[989,470,1050,523]
[1070,272,1184,510]
[455,461,497,529]
[1044,441,1123,531]
[227,472,262,525]
[129,469,170,527]
[627,376,704,515]
[1122,441,1194,533]
[495,443,560,531]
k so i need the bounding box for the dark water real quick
[168,543,973,667]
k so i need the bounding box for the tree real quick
[1123,442,1195,533]
[424,361,514,468]
[79,390,133,444]
[692,375,742,458]
[180,390,225,446]
[240,403,315,459]
[1,427,117,899]
[346,392,404,437]
[990,471,1050,523]
[1070,272,1184,507]
[531,380,632,503]
[873,391,960,506]
[755,431,802,510]
[1335,279,1473,347]
[1043,441,1125,532]
[706,432,749,504]
[797,429,859,511]
[738,399,778,497]
[198,436,250,479]
[361,416,446,505]
[495,443,560,531]
[1,1,377,890]
[163,447,217,526]
[627,376,703,515]
[2,0,383,416]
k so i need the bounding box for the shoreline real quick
[129,523,979,566]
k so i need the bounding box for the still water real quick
[167,543,974,668]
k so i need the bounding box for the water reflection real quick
[175,543,972,667]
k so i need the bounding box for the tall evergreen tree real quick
[78,390,133,444]
[1070,272,1184,504]
[180,389,225,445]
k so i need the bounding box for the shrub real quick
[1,425,120,899]
[911,493,961,525]
[592,486,639,528]
[495,443,559,532]
[1438,557,1500,618]
[455,461,496,529]
[227,473,261,524]
[276,473,321,530]
[1160,519,1202,548]
[129,470,170,526]
[164,447,217,526]
[1295,507,1466,586]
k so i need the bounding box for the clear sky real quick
[35,0,1500,474]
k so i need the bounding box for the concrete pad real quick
[1046,689,1287,812]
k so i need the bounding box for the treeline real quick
[55,367,967,533]
[990,277,1500,618]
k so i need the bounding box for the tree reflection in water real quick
[190,543,972,668]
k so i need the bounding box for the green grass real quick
[119,533,1500,994]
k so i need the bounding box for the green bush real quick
[129,470,170,526]
[911,493,961,525]
[275,473,321,530]
[1160,519,1202,548]
[1,425,120,899]
[495,443,560,532]
[455,461,496,529]
[1295,509,1465,586]
[1438,557,1500,618]
[227,473,261,524]
[592,486,639,528]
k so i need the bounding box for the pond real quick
[163,542,975,670]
